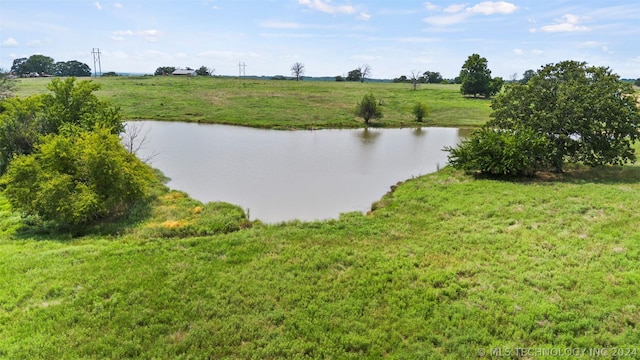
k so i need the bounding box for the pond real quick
[127,121,468,223]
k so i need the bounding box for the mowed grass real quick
[1,165,640,358]
[14,76,491,129]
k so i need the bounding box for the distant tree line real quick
[11,55,92,77]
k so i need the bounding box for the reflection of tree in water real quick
[412,127,427,137]
[355,128,381,145]
[458,128,474,138]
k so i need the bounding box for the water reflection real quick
[129,121,465,223]
[355,128,381,145]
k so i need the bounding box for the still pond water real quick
[129,121,468,223]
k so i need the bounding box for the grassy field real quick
[14,76,491,129]
[1,165,640,358]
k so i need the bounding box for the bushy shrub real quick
[355,93,382,125]
[412,102,430,122]
[2,126,156,226]
[446,127,551,176]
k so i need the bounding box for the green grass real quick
[14,77,491,129]
[1,165,640,358]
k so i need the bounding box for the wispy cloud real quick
[94,2,102,10]
[2,37,19,47]
[444,4,466,13]
[424,2,439,11]
[260,21,304,29]
[540,14,590,33]
[114,3,123,8]
[111,29,163,42]
[358,12,371,21]
[298,0,355,15]
[467,1,517,15]
[424,1,517,26]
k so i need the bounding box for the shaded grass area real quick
[14,77,491,129]
[1,166,639,358]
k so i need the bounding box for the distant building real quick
[172,69,197,76]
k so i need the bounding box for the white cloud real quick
[443,4,466,13]
[424,13,469,26]
[94,2,102,10]
[2,37,19,47]
[540,14,589,33]
[532,49,543,55]
[358,12,371,21]
[424,1,517,26]
[114,3,123,8]
[298,0,355,15]
[513,48,523,55]
[111,29,162,42]
[113,30,134,36]
[424,2,439,11]
[467,1,517,15]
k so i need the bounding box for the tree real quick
[290,62,305,81]
[346,68,362,82]
[10,58,27,76]
[195,66,213,76]
[448,60,640,175]
[393,75,408,83]
[447,127,552,176]
[635,78,640,87]
[360,64,371,83]
[41,77,123,135]
[459,54,501,98]
[55,60,92,77]
[154,66,176,76]
[355,93,382,125]
[0,77,122,174]
[520,69,535,84]
[0,96,44,174]
[2,126,156,226]
[17,55,56,76]
[423,71,443,84]
[412,102,430,122]
[409,70,422,90]
[0,68,16,100]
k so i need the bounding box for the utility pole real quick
[91,48,102,77]
[238,61,246,78]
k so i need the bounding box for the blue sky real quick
[1,0,639,79]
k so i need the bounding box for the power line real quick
[238,61,246,78]
[91,48,102,77]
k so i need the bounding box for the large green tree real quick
[55,60,92,77]
[11,55,56,76]
[459,54,502,98]
[346,68,362,82]
[448,60,640,175]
